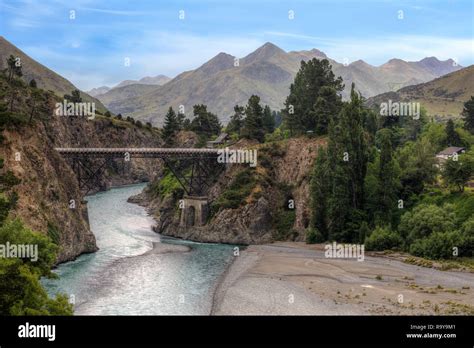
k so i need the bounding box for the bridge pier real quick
[180,196,209,227]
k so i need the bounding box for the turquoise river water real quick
[43,183,234,315]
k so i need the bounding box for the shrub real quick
[306,227,324,244]
[0,219,72,315]
[398,204,456,243]
[409,230,463,259]
[365,226,403,251]
[273,209,296,240]
[211,169,256,214]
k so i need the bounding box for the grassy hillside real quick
[367,65,474,118]
[0,36,107,113]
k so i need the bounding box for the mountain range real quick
[87,75,171,97]
[94,42,462,125]
[367,64,474,117]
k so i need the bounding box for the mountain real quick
[88,86,111,97]
[115,74,171,88]
[366,65,474,117]
[87,74,171,98]
[0,36,107,112]
[95,42,462,125]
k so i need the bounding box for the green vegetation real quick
[147,168,184,199]
[282,58,343,136]
[162,106,180,146]
[290,56,474,261]
[462,96,474,134]
[226,95,279,143]
[211,169,257,214]
[0,157,72,315]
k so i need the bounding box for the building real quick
[436,146,466,165]
[206,133,229,148]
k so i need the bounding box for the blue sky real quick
[1,0,473,90]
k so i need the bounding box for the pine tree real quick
[282,58,343,135]
[311,86,342,135]
[242,95,264,142]
[227,105,245,135]
[162,107,179,145]
[6,55,22,82]
[64,89,82,103]
[262,105,275,134]
[462,96,474,134]
[445,119,461,146]
[176,112,186,130]
[190,104,221,138]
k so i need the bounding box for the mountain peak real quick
[197,52,235,75]
[420,56,440,63]
[242,42,286,65]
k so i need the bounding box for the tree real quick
[176,112,186,130]
[371,128,401,225]
[6,55,22,82]
[227,105,244,135]
[445,119,462,146]
[0,220,73,315]
[310,147,330,240]
[241,95,264,142]
[28,88,42,123]
[316,84,368,242]
[262,105,275,134]
[162,107,179,145]
[396,137,437,201]
[190,104,221,139]
[443,155,473,192]
[311,86,343,135]
[282,58,344,135]
[462,96,474,134]
[398,204,456,243]
[64,89,82,103]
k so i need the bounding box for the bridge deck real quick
[55,147,221,158]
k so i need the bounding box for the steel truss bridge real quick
[55,147,226,196]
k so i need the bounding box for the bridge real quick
[56,147,227,226]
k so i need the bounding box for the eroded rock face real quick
[1,113,163,263]
[137,137,326,245]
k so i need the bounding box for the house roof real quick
[208,133,229,143]
[437,147,465,156]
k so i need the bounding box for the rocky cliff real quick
[133,136,325,245]
[1,81,163,263]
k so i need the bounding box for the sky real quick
[1,0,473,90]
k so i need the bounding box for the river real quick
[42,183,235,315]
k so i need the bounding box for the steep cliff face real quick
[136,136,325,245]
[44,115,163,191]
[1,95,163,263]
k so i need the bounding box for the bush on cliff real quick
[0,219,73,315]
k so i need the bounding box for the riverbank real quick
[211,242,474,315]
